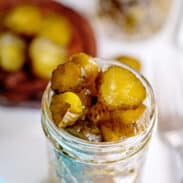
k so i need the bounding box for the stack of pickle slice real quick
[50,53,147,142]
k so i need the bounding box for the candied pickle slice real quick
[111,104,146,125]
[4,4,42,35]
[39,14,72,46]
[70,53,99,82]
[116,55,141,72]
[29,37,66,79]
[51,61,83,93]
[87,102,110,124]
[0,33,25,72]
[99,66,146,109]
[99,120,122,142]
[50,92,83,128]
[99,119,147,142]
[50,97,70,126]
[49,53,148,142]
[70,53,99,94]
[59,92,83,114]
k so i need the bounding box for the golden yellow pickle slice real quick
[70,53,99,94]
[39,14,72,46]
[87,102,110,124]
[111,104,146,125]
[99,120,122,142]
[29,37,66,79]
[51,61,83,93]
[59,92,83,114]
[119,123,145,138]
[99,66,146,109]
[50,92,83,128]
[115,55,141,72]
[0,33,25,72]
[70,53,99,82]
[50,95,70,127]
[99,119,147,142]
[4,4,42,35]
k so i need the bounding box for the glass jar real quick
[98,0,172,40]
[41,59,157,183]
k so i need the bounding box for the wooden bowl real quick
[0,0,97,107]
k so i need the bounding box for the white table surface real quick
[0,0,183,182]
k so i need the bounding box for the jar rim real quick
[41,58,157,151]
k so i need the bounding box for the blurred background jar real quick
[98,0,172,40]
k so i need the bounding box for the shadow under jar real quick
[41,59,157,183]
[98,0,172,40]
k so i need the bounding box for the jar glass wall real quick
[41,59,157,183]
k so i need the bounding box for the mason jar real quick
[98,0,172,40]
[41,59,157,183]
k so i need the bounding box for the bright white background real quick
[0,0,183,182]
